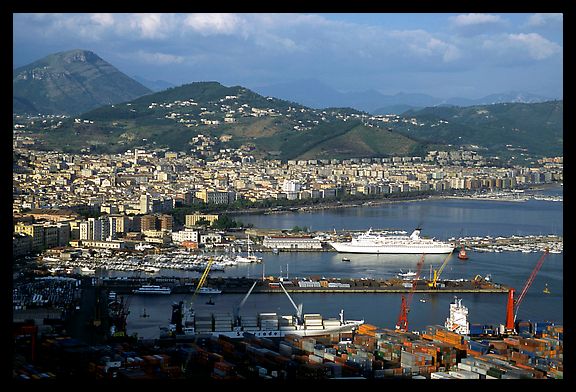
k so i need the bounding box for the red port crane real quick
[505,248,550,331]
[396,253,426,331]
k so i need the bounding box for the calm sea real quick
[124,185,563,339]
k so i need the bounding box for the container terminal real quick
[13,286,563,381]
[13,250,562,380]
[13,271,563,381]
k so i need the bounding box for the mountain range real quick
[13,49,563,161]
[252,79,555,114]
[13,49,152,115]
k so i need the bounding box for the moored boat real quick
[132,284,171,295]
[197,287,222,295]
[329,228,454,254]
[458,245,469,260]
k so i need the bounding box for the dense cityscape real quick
[12,12,564,384]
[13,139,564,381]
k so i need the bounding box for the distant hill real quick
[396,101,563,158]
[132,75,176,92]
[253,79,554,114]
[27,81,424,159]
[13,49,152,115]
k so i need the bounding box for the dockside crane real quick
[396,253,426,331]
[191,257,215,303]
[505,248,550,332]
[428,251,454,289]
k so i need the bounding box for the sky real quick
[12,13,564,99]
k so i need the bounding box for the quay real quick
[99,276,509,295]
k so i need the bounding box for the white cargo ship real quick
[329,228,454,254]
[197,287,222,295]
[132,284,172,295]
[162,282,364,339]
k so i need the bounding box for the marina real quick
[36,232,562,276]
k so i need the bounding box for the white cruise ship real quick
[132,285,172,295]
[329,228,454,254]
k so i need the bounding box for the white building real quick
[262,236,322,250]
[172,228,199,243]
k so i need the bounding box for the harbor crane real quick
[396,253,426,331]
[505,248,550,331]
[428,251,454,288]
[191,257,215,303]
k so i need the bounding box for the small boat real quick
[398,269,417,280]
[342,257,351,262]
[197,287,222,295]
[457,246,469,260]
[543,284,550,294]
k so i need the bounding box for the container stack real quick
[277,315,295,331]
[213,312,233,332]
[304,314,324,331]
[240,315,258,330]
[259,313,279,331]
[194,313,213,333]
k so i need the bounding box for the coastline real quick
[231,183,562,217]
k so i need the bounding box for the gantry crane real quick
[428,251,454,288]
[505,248,550,331]
[396,253,426,331]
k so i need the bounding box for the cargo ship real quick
[132,285,172,295]
[162,282,364,339]
[329,228,454,254]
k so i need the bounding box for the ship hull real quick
[329,242,454,254]
[179,322,363,339]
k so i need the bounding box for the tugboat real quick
[457,245,469,260]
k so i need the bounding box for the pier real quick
[99,276,509,295]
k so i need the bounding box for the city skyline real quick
[13,12,563,100]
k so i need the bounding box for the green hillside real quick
[397,101,563,158]
[13,49,152,115]
[30,81,423,159]
[18,76,561,161]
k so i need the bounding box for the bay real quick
[125,186,563,339]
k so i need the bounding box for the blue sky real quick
[13,13,563,99]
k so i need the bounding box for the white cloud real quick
[183,13,244,36]
[452,13,503,27]
[127,14,175,39]
[388,30,461,62]
[132,50,185,65]
[483,33,561,60]
[90,13,115,27]
[508,33,561,60]
[526,13,563,28]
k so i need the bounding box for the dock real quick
[99,276,509,295]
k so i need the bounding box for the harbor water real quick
[124,186,563,339]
